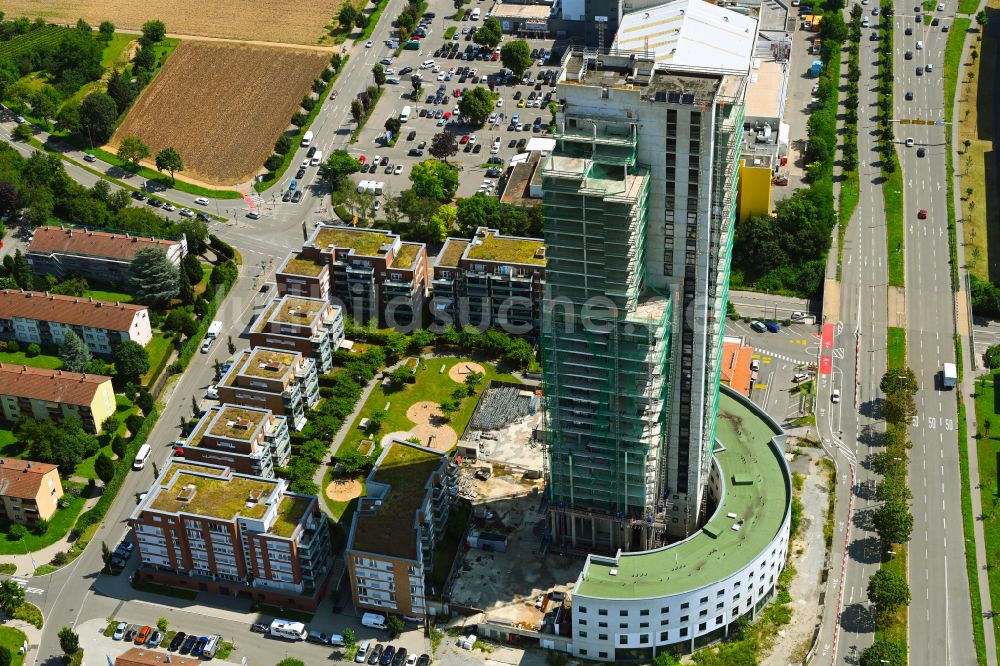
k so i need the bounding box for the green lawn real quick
[973,371,1000,653]
[335,357,520,457]
[63,33,137,109]
[0,496,85,555]
[322,467,365,522]
[89,146,242,200]
[0,350,62,370]
[0,428,19,459]
[83,287,133,303]
[0,626,26,666]
[884,166,906,287]
[141,332,174,387]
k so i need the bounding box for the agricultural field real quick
[112,41,329,185]
[1,0,343,45]
[0,25,71,58]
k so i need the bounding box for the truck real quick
[301,130,314,147]
[942,362,957,389]
[269,619,307,641]
[206,321,223,339]
[809,60,822,77]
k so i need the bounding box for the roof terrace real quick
[279,252,325,278]
[272,495,312,538]
[466,228,546,266]
[237,348,298,381]
[312,226,395,257]
[436,240,470,269]
[393,243,421,270]
[148,467,278,520]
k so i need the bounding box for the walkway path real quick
[951,2,998,661]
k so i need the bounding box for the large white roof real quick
[612,0,758,73]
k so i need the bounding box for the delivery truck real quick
[942,362,957,389]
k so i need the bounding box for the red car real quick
[917,209,927,219]
[358,155,366,164]
[460,135,469,144]
[444,111,451,120]
[491,51,499,61]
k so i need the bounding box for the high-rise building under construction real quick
[541,0,758,552]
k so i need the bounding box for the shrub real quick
[7,524,27,541]
[264,154,283,172]
[31,518,49,536]
[274,134,293,155]
[6,341,18,353]
[26,343,40,357]
[291,112,307,127]
[125,413,145,435]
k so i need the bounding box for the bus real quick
[133,444,151,470]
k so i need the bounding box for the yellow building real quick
[0,364,116,432]
[738,161,773,222]
[0,458,64,524]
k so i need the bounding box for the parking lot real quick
[349,1,560,199]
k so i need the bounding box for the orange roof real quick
[115,648,201,666]
[720,341,754,396]
[29,226,180,261]
[0,364,111,406]
[0,458,59,499]
[0,289,146,332]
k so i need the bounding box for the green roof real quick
[314,226,393,256]
[239,348,298,380]
[150,469,276,520]
[280,253,325,277]
[350,441,444,560]
[270,296,326,325]
[466,231,545,265]
[574,389,789,600]
[394,243,421,270]
[272,495,311,537]
[437,239,469,268]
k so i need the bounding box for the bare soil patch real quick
[3,0,342,45]
[111,41,328,185]
[325,478,363,502]
[448,361,485,383]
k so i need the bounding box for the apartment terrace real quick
[351,442,444,560]
[272,495,311,538]
[149,470,278,520]
[188,406,267,447]
[313,227,393,257]
[265,297,327,326]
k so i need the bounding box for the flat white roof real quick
[525,137,556,152]
[613,0,758,73]
[745,59,784,119]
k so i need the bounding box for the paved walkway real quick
[951,3,998,661]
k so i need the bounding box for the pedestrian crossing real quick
[752,349,812,365]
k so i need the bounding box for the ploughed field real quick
[112,41,329,185]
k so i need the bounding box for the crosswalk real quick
[9,577,42,595]
[753,349,813,365]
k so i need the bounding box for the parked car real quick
[764,321,780,333]
[169,631,186,651]
[250,622,268,634]
[307,631,330,645]
[131,191,146,201]
[113,623,127,641]
[124,625,139,641]
[135,626,152,645]
[750,320,767,333]
[179,207,195,217]
[380,646,396,666]
[191,637,209,657]
[368,644,385,665]
[179,635,198,654]
[292,191,303,204]
[148,631,163,648]
[162,203,175,212]
[392,648,408,666]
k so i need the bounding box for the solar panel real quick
[655,91,667,102]
[667,92,681,103]
[681,93,695,104]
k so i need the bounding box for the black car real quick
[464,143,473,153]
[250,622,268,633]
[291,190,303,203]
[416,656,430,666]
[392,648,408,666]
[124,626,139,641]
[282,191,292,202]
[147,198,163,207]
[517,138,527,149]
[306,146,317,158]
[417,140,427,149]
[473,144,482,153]
[179,635,198,655]
[513,90,521,100]
[407,130,417,141]
[917,147,926,157]
[169,632,186,651]
[931,17,939,25]
[905,26,913,34]
[131,191,146,201]
[381,156,390,166]
[400,66,413,74]
[486,168,501,178]
[368,644,385,665]
[408,148,424,157]
[419,109,428,117]
[487,156,503,164]
[379,646,395,666]
[905,90,913,100]
[196,212,210,222]
[296,168,306,179]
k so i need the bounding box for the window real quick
[679,628,688,638]
[659,630,669,641]
[579,649,587,656]
[699,609,707,618]
[598,609,608,616]
[660,619,669,626]
[717,589,725,597]
[578,631,587,638]
[579,606,588,614]
[619,623,628,629]
[639,622,649,629]
[598,622,608,628]
[599,653,608,659]
[640,609,649,617]
[716,616,723,625]
[620,610,629,617]
[599,634,608,641]
[698,622,707,632]
[640,634,649,644]
[660,606,670,614]
[579,619,587,626]
[716,603,724,610]
[680,602,689,610]
[619,636,628,645]
[680,615,689,622]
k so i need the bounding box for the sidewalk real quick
[951,2,998,662]
[0,495,100,576]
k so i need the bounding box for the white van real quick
[301,130,314,147]
[400,105,411,122]
[311,150,323,166]
[420,59,436,69]
[357,180,370,193]
[133,444,151,471]
[202,635,221,658]
[361,612,387,630]
[472,7,481,19]
[373,182,384,195]
[269,619,307,641]
[355,641,371,662]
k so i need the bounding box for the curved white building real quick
[569,387,791,662]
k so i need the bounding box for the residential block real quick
[0,363,115,431]
[0,458,64,524]
[216,347,319,430]
[177,404,290,478]
[249,294,344,374]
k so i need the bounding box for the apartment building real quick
[177,404,291,477]
[0,289,152,355]
[277,225,429,328]
[130,459,333,610]
[432,227,546,334]
[0,364,115,431]
[542,0,756,550]
[216,347,319,430]
[27,225,186,286]
[0,458,64,524]
[249,295,344,374]
[345,440,453,619]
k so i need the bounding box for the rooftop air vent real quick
[177,484,197,502]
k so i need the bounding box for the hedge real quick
[174,278,235,372]
[208,234,235,261]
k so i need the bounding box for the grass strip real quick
[350,86,385,143]
[959,0,981,12]
[87,147,241,199]
[355,0,393,44]
[945,18,972,291]
[255,55,350,193]
[884,167,905,286]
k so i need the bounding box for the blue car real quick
[289,179,297,191]
[764,321,780,333]
[191,637,209,657]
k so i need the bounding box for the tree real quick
[114,340,150,383]
[16,418,96,475]
[859,639,907,666]
[132,43,156,71]
[105,68,132,115]
[458,86,498,127]
[409,159,459,202]
[55,100,82,135]
[182,254,204,285]
[985,344,1000,369]
[387,614,405,638]
[142,20,167,42]
[474,17,503,50]
[867,568,911,620]
[101,540,112,568]
[94,452,116,484]
[11,124,31,142]
[880,367,917,395]
[429,204,456,242]
[653,654,680,666]
[99,20,115,40]
[373,63,386,88]
[0,58,19,102]
[112,434,127,459]
[343,627,355,647]
[351,98,365,123]
[882,390,916,425]
[155,147,184,184]
[0,645,11,666]
[429,131,459,163]
[501,39,532,78]
[128,247,180,306]
[385,116,402,135]
[276,661,305,666]
[58,626,80,655]
[873,499,913,545]
[117,135,150,171]
[320,150,363,189]
[976,9,988,26]
[339,4,359,29]
[0,578,24,615]
[30,86,60,128]
[59,329,92,372]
